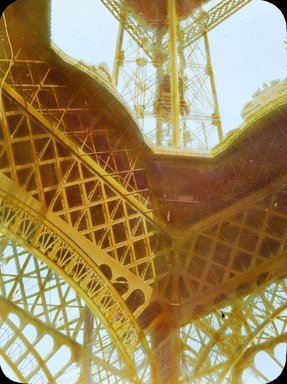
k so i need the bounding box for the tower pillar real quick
[167,0,181,147]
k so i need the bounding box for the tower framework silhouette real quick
[0,1,287,383]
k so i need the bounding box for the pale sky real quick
[207,0,287,131]
[51,0,287,138]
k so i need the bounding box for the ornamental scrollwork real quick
[0,194,143,357]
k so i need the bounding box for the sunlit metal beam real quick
[181,0,252,48]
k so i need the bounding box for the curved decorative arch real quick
[180,275,287,383]
[0,174,151,381]
[0,252,149,383]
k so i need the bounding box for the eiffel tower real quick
[0,1,287,383]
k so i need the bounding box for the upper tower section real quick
[50,0,286,153]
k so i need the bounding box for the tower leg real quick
[151,304,181,384]
[203,30,223,142]
[78,307,94,384]
[168,0,181,147]
[113,15,125,87]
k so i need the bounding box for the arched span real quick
[0,174,151,382]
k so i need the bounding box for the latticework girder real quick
[100,0,156,59]
[0,173,151,355]
[0,54,172,281]
[97,0,254,149]
[100,0,252,58]
[0,1,287,383]
[0,235,151,383]
[180,0,252,48]
[173,173,287,323]
[180,275,287,383]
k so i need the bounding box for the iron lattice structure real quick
[0,0,287,383]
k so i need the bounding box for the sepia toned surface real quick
[0,0,286,383]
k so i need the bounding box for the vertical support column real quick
[167,0,180,147]
[78,306,94,384]
[155,31,164,146]
[178,29,188,147]
[203,30,223,143]
[113,14,126,87]
[151,310,181,384]
[151,272,181,384]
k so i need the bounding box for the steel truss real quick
[1,1,287,383]
[180,275,287,383]
[0,235,150,383]
[99,0,252,149]
[0,18,170,381]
